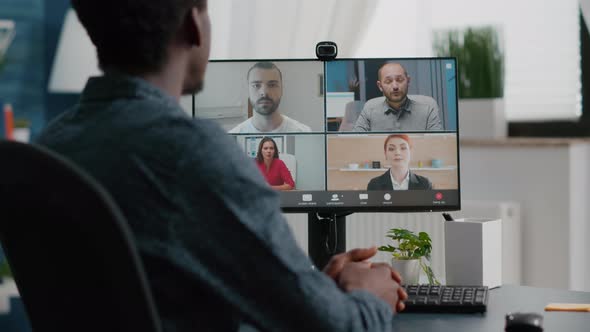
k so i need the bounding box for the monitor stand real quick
[307,212,350,269]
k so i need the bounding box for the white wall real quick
[293,135,325,190]
[277,62,324,131]
[193,62,249,131]
[354,0,432,58]
[568,144,590,291]
[209,0,379,59]
[195,62,249,109]
[460,140,590,291]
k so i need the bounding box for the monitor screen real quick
[191,57,460,213]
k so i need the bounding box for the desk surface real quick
[393,285,590,331]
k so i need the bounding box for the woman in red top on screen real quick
[255,137,295,191]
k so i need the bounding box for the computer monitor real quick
[190,57,460,213]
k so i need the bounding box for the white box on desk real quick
[445,218,502,288]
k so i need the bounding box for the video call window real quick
[193,58,460,211]
[326,133,458,191]
[233,134,326,191]
[325,59,457,133]
[194,60,325,133]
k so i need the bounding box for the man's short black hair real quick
[71,0,206,75]
[247,62,283,82]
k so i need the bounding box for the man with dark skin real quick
[37,1,406,330]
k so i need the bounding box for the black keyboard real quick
[402,284,488,313]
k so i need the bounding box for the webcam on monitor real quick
[315,41,337,61]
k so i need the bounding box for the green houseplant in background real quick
[378,228,439,285]
[0,243,12,279]
[0,258,12,280]
[433,26,504,99]
[433,26,506,138]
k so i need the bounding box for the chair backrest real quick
[338,100,364,132]
[279,152,296,181]
[0,141,162,332]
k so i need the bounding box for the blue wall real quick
[0,0,45,138]
[0,1,53,329]
[0,0,77,138]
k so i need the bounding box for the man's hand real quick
[322,247,407,312]
[338,262,408,313]
[322,247,378,280]
[370,262,403,285]
[369,263,407,312]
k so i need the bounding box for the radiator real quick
[284,200,521,285]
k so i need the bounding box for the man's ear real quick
[185,7,203,47]
[406,75,411,86]
[377,80,384,92]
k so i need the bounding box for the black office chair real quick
[0,141,162,332]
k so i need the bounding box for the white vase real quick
[458,98,506,139]
[390,258,420,285]
[13,128,30,143]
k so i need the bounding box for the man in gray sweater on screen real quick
[36,0,407,331]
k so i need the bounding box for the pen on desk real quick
[442,213,454,221]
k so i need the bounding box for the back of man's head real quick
[72,0,206,75]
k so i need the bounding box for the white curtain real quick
[50,1,380,92]
[354,0,433,58]
[209,0,378,59]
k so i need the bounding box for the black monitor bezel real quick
[194,56,461,213]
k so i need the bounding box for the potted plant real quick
[432,25,506,138]
[13,118,31,143]
[378,228,439,285]
[0,246,12,281]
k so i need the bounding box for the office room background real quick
[1,2,590,328]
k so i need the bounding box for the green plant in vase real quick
[378,228,439,285]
